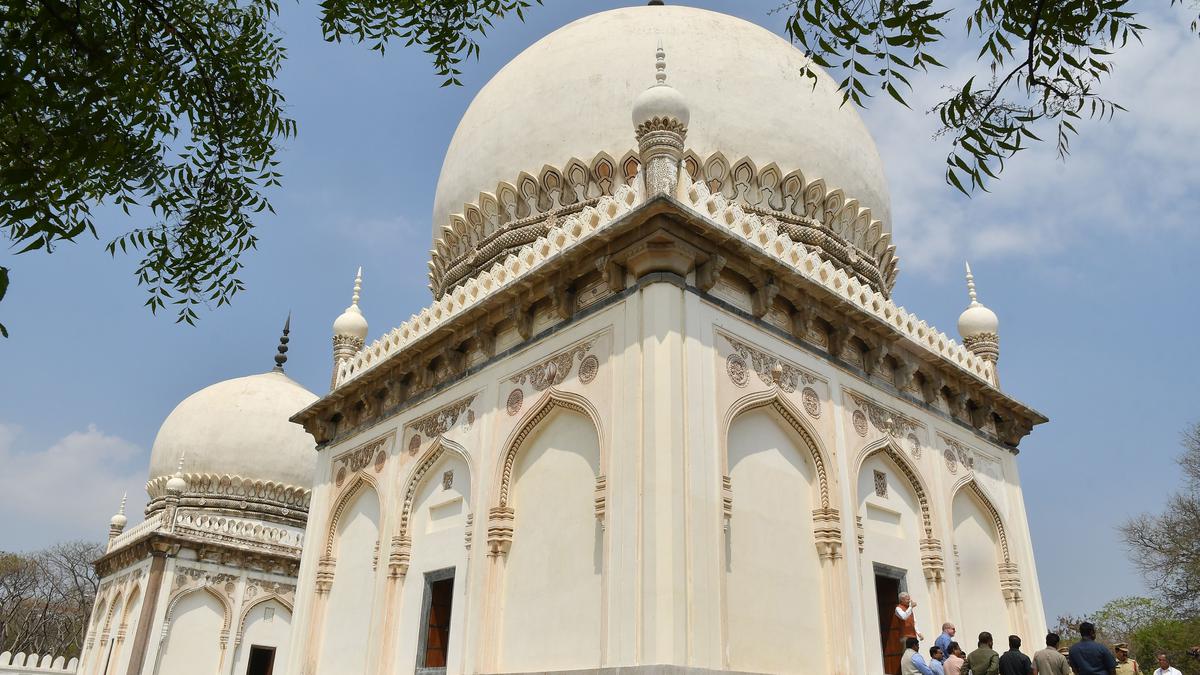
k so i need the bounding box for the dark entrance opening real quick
[417,567,456,674]
[246,645,275,675]
[873,563,908,675]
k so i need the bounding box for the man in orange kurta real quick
[884,592,924,674]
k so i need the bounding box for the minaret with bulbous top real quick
[108,493,127,542]
[957,262,1000,385]
[331,267,368,389]
[632,42,690,196]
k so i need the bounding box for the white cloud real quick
[862,10,1200,277]
[0,423,148,550]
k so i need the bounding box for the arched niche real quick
[855,440,938,675]
[317,480,381,675]
[158,587,228,675]
[395,438,473,673]
[951,480,1011,638]
[110,584,142,675]
[495,390,604,672]
[232,596,293,675]
[721,395,830,673]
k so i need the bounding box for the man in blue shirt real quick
[1068,622,1117,675]
[935,623,957,661]
[929,646,947,675]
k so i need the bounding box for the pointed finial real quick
[176,453,185,475]
[273,312,291,372]
[655,40,667,85]
[119,492,127,515]
[965,261,979,305]
[351,267,363,308]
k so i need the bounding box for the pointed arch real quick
[323,472,381,559]
[723,388,834,509]
[100,589,124,634]
[856,437,937,540]
[235,593,294,643]
[397,436,473,541]
[164,585,233,635]
[951,477,1012,564]
[494,388,605,509]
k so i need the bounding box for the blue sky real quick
[1,1,1197,625]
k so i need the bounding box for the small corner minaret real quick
[957,262,1000,385]
[108,492,128,543]
[331,267,368,389]
[632,40,690,196]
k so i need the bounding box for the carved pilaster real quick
[388,536,411,579]
[722,475,733,530]
[315,556,335,594]
[487,506,515,558]
[812,507,843,562]
[594,475,607,528]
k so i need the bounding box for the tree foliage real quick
[1123,422,1200,617]
[1130,618,1200,674]
[0,542,101,659]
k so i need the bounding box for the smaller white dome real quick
[165,474,187,494]
[632,44,689,130]
[109,512,127,528]
[333,305,368,340]
[958,303,999,337]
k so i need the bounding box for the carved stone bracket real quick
[695,254,727,292]
[812,507,844,561]
[486,506,515,558]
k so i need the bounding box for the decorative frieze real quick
[849,391,920,440]
[722,333,819,393]
[940,434,977,474]
[332,435,390,487]
[510,338,596,391]
[410,394,477,438]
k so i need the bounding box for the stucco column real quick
[479,507,513,670]
[814,508,853,674]
[921,538,950,628]
[299,557,335,675]
[375,536,411,674]
[124,552,167,675]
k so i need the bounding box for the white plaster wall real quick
[396,451,472,674]
[858,453,935,674]
[231,600,292,675]
[317,487,381,675]
[499,408,602,671]
[951,490,1009,640]
[157,591,223,675]
[724,408,826,674]
[110,586,141,675]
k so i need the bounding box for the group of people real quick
[886,592,1185,675]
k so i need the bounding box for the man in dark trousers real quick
[1067,622,1116,675]
[967,632,1001,675]
[999,635,1033,675]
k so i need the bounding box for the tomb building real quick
[286,4,1049,674]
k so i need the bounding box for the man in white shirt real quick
[1153,653,1182,675]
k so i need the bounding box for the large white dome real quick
[147,371,319,490]
[431,4,891,242]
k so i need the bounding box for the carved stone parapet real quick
[812,507,843,561]
[486,506,515,558]
[315,556,335,594]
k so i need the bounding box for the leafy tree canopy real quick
[1,0,1195,333]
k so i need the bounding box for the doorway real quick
[873,563,908,675]
[245,645,275,675]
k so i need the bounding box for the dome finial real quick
[108,492,128,537]
[351,266,362,308]
[957,261,1000,381]
[166,454,188,494]
[333,267,369,340]
[273,312,291,372]
[965,261,979,304]
[655,40,667,85]
[119,491,127,515]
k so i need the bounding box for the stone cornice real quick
[94,530,301,579]
[294,197,1045,449]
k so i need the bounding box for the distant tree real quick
[1131,618,1200,675]
[2,0,1197,334]
[0,542,101,659]
[1122,422,1200,616]
[1092,596,1175,647]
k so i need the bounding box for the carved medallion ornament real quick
[411,394,477,438]
[802,387,821,418]
[511,339,596,391]
[408,434,422,455]
[724,335,817,394]
[849,392,918,439]
[852,410,869,437]
[944,448,959,474]
[578,355,600,385]
[333,435,390,486]
[506,388,524,416]
[907,433,922,459]
[726,353,749,387]
[941,435,976,474]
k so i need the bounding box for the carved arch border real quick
[99,588,124,634]
[397,436,474,541]
[322,471,381,559]
[722,388,836,510]
[950,476,1012,564]
[233,593,294,644]
[855,437,938,540]
[493,387,606,509]
[162,584,234,638]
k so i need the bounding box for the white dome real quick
[148,371,319,491]
[432,4,891,241]
[958,303,999,337]
[333,305,368,340]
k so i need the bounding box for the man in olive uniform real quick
[1114,644,1140,675]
